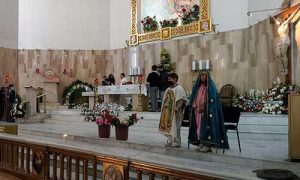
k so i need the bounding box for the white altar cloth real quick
[98,84,147,96]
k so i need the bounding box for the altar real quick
[82,84,149,111]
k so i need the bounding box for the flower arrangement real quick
[111,113,139,127]
[233,89,265,112]
[63,80,93,108]
[160,48,175,72]
[180,4,199,25]
[11,96,27,119]
[141,16,159,32]
[96,109,117,126]
[81,103,125,122]
[234,78,299,114]
[160,18,178,28]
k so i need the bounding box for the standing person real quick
[8,84,16,122]
[158,65,169,102]
[108,74,115,85]
[120,73,128,85]
[102,76,111,86]
[0,87,5,121]
[188,70,229,152]
[159,73,188,147]
[147,65,160,112]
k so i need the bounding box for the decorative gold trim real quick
[129,0,212,45]
[161,27,171,40]
[200,0,210,20]
[129,34,138,46]
[171,22,199,37]
[138,31,161,43]
[199,19,212,33]
[130,0,138,35]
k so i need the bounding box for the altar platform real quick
[6,110,300,179]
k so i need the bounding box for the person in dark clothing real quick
[147,65,160,112]
[102,76,111,86]
[108,74,115,85]
[0,87,5,121]
[8,84,16,122]
[158,65,169,102]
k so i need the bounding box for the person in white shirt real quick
[120,73,128,85]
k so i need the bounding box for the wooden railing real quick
[0,136,218,180]
[36,94,46,113]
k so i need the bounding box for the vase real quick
[98,125,111,138]
[115,126,129,141]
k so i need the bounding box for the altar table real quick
[82,84,149,111]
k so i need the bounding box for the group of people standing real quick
[146,65,169,112]
[0,84,16,122]
[158,70,229,153]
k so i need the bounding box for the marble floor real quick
[2,110,300,179]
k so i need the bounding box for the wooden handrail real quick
[0,135,220,180]
[36,94,46,113]
[36,94,46,99]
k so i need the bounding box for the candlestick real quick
[192,61,196,71]
[199,60,203,70]
[205,60,209,70]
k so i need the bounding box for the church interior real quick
[1,0,300,179]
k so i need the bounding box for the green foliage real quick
[160,48,175,72]
[141,16,159,32]
[62,80,93,108]
[181,4,199,25]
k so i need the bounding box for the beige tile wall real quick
[0,47,18,89]
[14,18,299,102]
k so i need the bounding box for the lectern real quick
[288,94,300,161]
[24,86,40,116]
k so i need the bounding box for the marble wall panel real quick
[0,47,18,89]
[16,18,295,102]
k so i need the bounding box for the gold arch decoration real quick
[129,0,212,46]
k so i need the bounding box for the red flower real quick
[182,8,186,13]
[141,20,144,23]
[146,19,150,24]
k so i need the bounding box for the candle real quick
[199,60,203,70]
[137,67,141,75]
[134,67,138,75]
[206,60,209,70]
[192,61,196,71]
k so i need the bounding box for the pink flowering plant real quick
[96,109,116,126]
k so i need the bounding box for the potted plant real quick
[96,109,115,138]
[141,16,159,33]
[111,113,139,140]
[160,18,178,28]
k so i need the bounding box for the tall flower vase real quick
[98,125,111,138]
[115,126,129,140]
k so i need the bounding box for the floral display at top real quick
[160,18,179,28]
[160,48,175,72]
[141,16,159,33]
[233,78,299,114]
[180,4,199,25]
